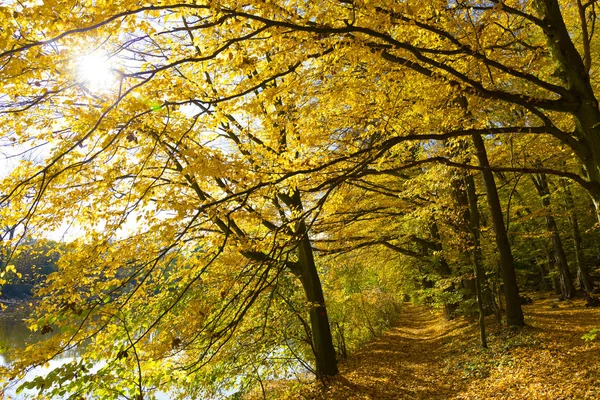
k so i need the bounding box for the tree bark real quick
[534,0,600,221]
[290,191,338,377]
[426,217,457,319]
[465,174,488,348]
[471,134,525,326]
[538,258,551,291]
[561,179,594,292]
[547,247,562,295]
[531,174,575,299]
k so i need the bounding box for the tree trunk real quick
[534,0,600,221]
[531,174,575,299]
[296,231,338,377]
[427,218,457,319]
[291,191,338,377]
[465,174,488,348]
[561,179,594,292]
[471,134,525,326]
[547,247,562,295]
[538,259,551,291]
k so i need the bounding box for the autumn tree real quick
[3,0,600,396]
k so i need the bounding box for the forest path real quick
[317,304,466,400]
[296,296,600,400]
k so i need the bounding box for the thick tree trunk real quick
[465,174,488,348]
[531,174,575,299]
[472,134,525,326]
[290,191,338,377]
[534,0,600,222]
[296,231,338,377]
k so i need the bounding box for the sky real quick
[0,54,120,241]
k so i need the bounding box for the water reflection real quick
[0,310,80,364]
[0,309,81,399]
[1,311,34,364]
[0,311,177,399]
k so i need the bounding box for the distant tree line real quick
[0,239,60,300]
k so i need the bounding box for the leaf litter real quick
[252,295,600,399]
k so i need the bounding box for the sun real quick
[77,53,115,92]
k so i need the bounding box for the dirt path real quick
[313,305,468,400]
[297,296,600,400]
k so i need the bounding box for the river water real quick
[0,310,75,398]
[0,310,177,399]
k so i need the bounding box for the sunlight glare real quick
[77,53,115,92]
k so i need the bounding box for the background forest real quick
[1,0,600,399]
